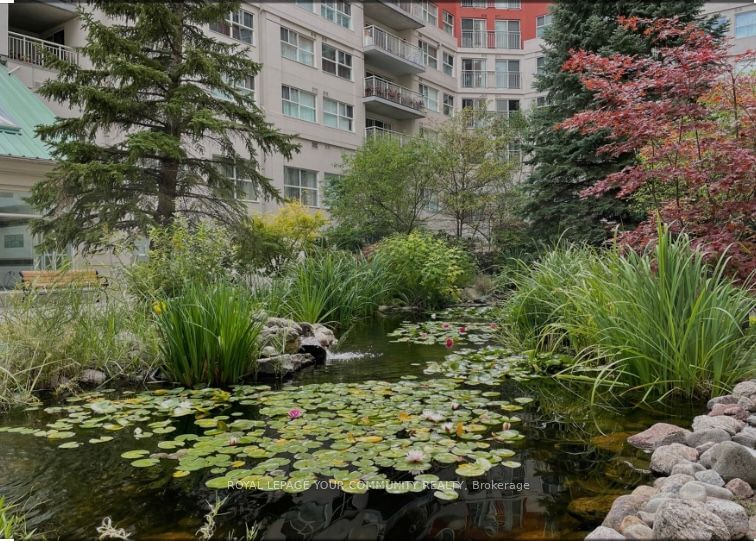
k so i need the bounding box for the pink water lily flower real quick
[442,322,450,329]
[450,402,460,410]
[459,326,466,334]
[288,408,303,420]
[406,450,425,463]
[502,422,511,431]
[445,338,454,349]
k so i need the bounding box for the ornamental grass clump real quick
[155,281,262,387]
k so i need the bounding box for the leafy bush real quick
[0,283,157,407]
[155,281,263,386]
[126,218,238,301]
[500,229,755,402]
[372,232,474,308]
[253,250,393,325]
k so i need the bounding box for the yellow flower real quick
[152,300,166,315]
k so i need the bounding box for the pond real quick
[0,310,704,540]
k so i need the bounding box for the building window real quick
[218,160,258,202]
[418,40,438,69]
[536,56,545,74]
[495,59,520,89]
[321,1,351,29]
[210,9,254,44]
[735,11,756,38]
[461,18,487,48]
[495,0,521,8]
[322,44,353,80]
[3,234,24,249]
[461,57,485,87]
[462,0,487,7]
[442,94,454,116]
[295,0,314,12]
[284,167,318,207]
[233,75,255,100]
[442,52,454,76]
[536,14,552,38]
[281,27,315,66]
[419,84,439,112]
[443,11,454,35]
[494,20,520,49]
[536,95,551,107]
[323,98,353,131]
[282,85,316,122]
[495,98,519,117]
[420,1,437,26]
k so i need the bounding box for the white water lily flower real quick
[442,422,454,434]
[406,450,425,463]
[421,410,444,422]
[430,313,437,320]
[133,427,142,436]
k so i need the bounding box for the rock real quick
[657,474,694,494]
[696,441,717,455]
[709,402,749,421]
[694,470,725,487]
[738,396,755,412]
[732,426,756,448]
[627,423,690,451]
[261,317,302,354]
[670,462,705,477]
[644,495,677,514]
[692,414,745,435]
[622,524,654,539]
[678,481,708,501]
[703,498,749,539]
[260,346,277,358]
[724,478,753,499]
[649,443,698,475]
[630,485,658,501]
[637,511,655,527]
[686,481,733,501]
[749,516,756,540]
[79,369,106,385]
[685,428,731,448]
[300,323,337,348]
[602,495,645,531]
[706,441,756,484]
[256,353,315,378]
[298,340,327,364]
[591,432,633,453]
[585,526,625,540]
[749,414,756,427]
[619,515,646,532]
[732,380,756,401]
[567,495,617,524]
[707,394,738,410]
[653,499,729,540]
[48,373,71,390]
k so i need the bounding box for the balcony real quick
[362,1,424,31]
[363,76,425,119]
[461,71,521,90]
[363,26,425,75]
[365,126,408,145]
[460,31,521,49]
[8,32,78,67]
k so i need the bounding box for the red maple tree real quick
[559,17,755,280]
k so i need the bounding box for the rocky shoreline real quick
[586,380,756,540]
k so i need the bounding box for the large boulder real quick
[601,495,646,531]
[256,353,315,378]
[692,414,745,435]
[261,317,302,354]
[707,394,738,410]
[80,368,106,385]
[732,380,756,402]
[704,499,749,539]
[708,402,749,421]
[724,478,753,499]
[653,499,729,540]
[649,443,698,475]
[627,423,690,451]
[300,323,337,348]
[704,441,756,484]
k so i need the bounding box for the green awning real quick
[0,64,57,161]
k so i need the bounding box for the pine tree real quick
[32,1,299,251]
[524,1,717,245]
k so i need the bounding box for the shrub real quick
[155,281,263,386]
[126,218,238,301]
[373,232,474,308]
[254,250,393,325]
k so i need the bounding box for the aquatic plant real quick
[0,496,35,540]
[372,232,475,308]
[196,497,227,541]
[387,320,495,346]
[96,516,131,540]
[155,282,263,386]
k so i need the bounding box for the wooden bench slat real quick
[19,270,107,291]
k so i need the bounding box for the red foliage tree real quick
[559,17,755,280]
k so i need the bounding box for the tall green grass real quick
[500,230,755,402]
[155,282,263,386]
[0,496,35,540]
[253,251,394,325]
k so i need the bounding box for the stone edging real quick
[586,379,756,540]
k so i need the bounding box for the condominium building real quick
[1,1,750,283]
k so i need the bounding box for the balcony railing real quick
[8,31,78,67]
[363,25,424,69]
[364,76,425,112]
[365,126,408,144]
[461,70,521,89]
[460,31,521,49]
[383,0,423,19]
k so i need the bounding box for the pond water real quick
[0,312,704,540]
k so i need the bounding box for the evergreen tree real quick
[32,1,298,251]
[524,1,717,245]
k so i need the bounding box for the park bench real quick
[19,269,108,294]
